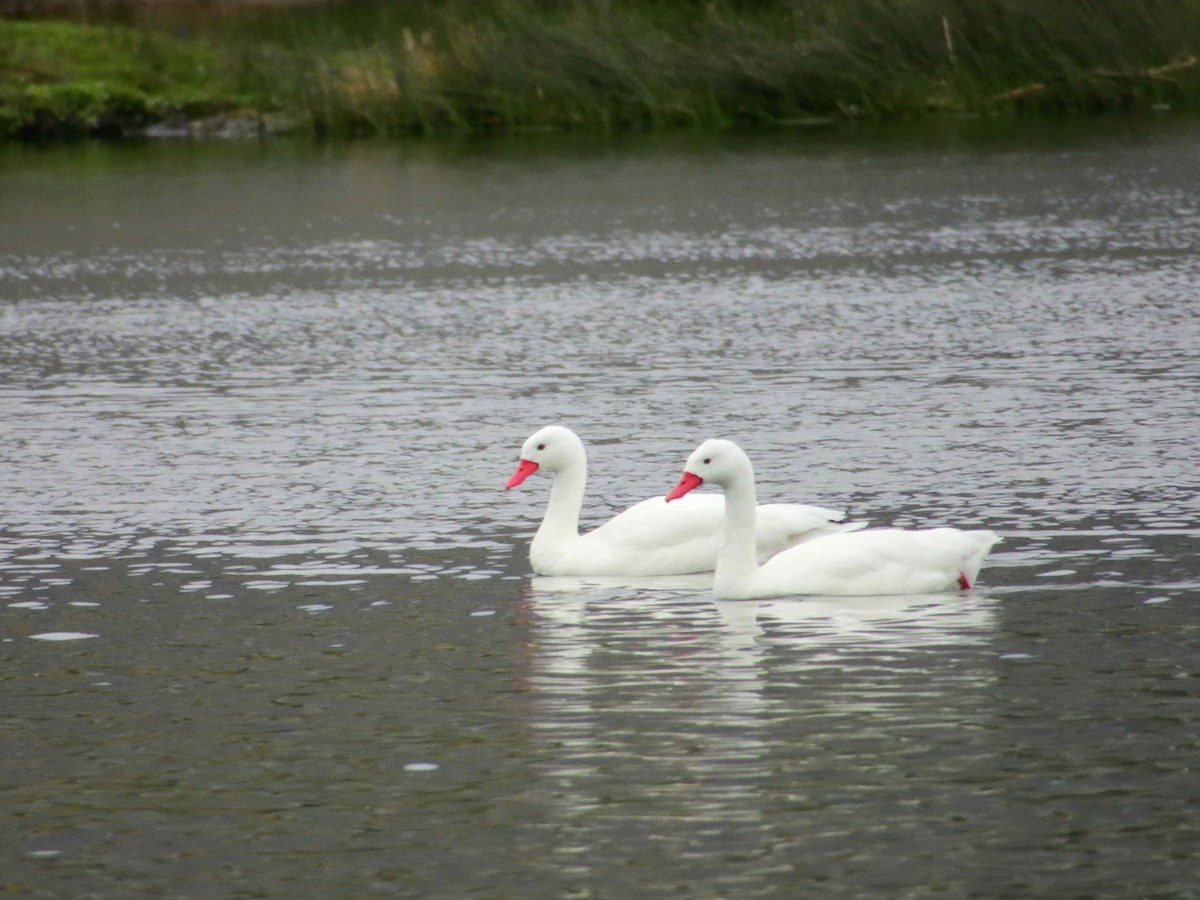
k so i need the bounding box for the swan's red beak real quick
[666,471,703,502]
[505,458,539,490]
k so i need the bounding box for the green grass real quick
[0,19,252,138]
[2,0,1199,141]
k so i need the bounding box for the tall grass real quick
[3,0,1199,140]
[229,0,1200,135]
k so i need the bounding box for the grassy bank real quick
[3,0,1200,141]
[0,18,249,139]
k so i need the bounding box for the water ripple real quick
[3,124,1199,898]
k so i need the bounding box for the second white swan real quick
[666,438,1000,598]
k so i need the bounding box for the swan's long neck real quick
[536,458,586,543]
[714,464,760,595]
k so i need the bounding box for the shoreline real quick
[3,3,1198,143]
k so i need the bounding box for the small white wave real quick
[30,632,99,641]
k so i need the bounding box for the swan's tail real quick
[958,530,1002,589]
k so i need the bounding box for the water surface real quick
[2,120,1199,897]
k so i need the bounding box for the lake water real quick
[2,118,1198,897]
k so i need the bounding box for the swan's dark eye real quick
[537,443,546,451]
[703,457,712,465]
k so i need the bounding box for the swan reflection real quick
[518,581,999,857]
[529,573,713,594]
[713,593,998,654]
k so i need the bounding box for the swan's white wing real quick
[579,493,727,574]
[759,528,1000,596]
[754,502,858,558]
[575,495,850,576]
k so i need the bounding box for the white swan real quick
[666,439,1000,598]
[506,425,854,577]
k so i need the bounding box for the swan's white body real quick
[506,426,853,577]
[667,439,1000,599]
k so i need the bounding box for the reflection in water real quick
[520,587,774,888]
[529,574,713,593]
[715,592,997,654]
[519,585,999,889]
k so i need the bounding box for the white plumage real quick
[506,426,853,577]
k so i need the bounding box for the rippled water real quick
[3,120,1199,897]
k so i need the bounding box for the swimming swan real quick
[666,438,999,598]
